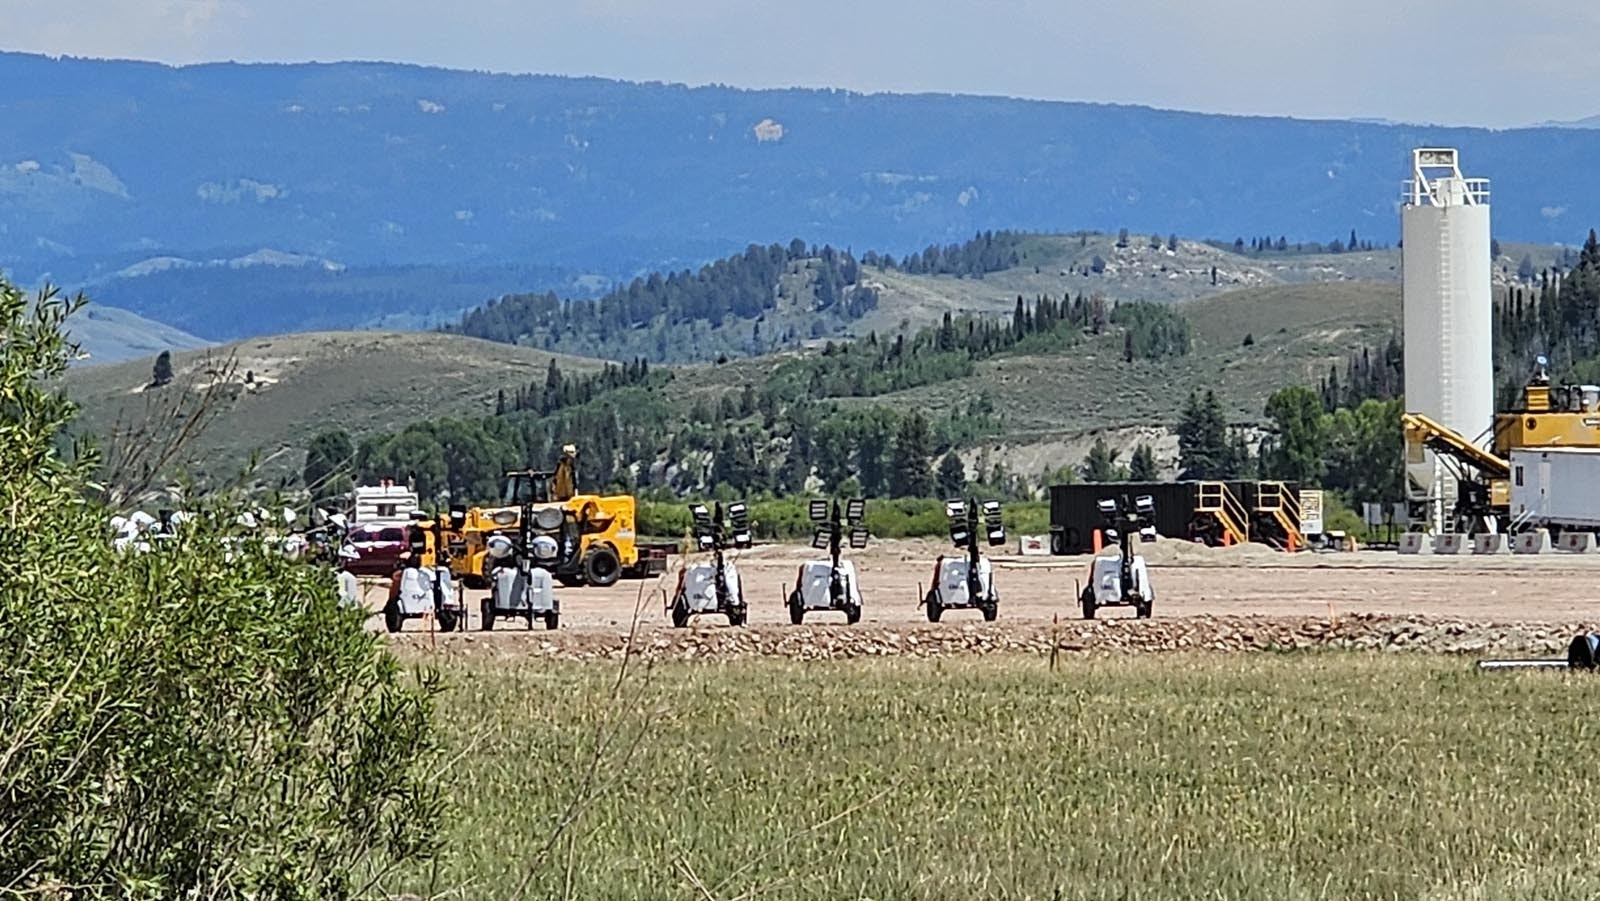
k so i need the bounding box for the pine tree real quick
[1081,437,1121,482]
[1177,390,1229,478]
[151,351,173,387]
[541,359,562,414]
[304,429,355,503]
[889,412,934,498]
[1129,443,1158,481]
[713,431,758,491]
[936,451,966,499]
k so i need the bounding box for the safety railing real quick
[1255,481,1304,552]
[1196,481,1249,547]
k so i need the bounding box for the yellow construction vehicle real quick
[1405,357,1600,531]
[1491,362,1600,456]
[443,445,667,588]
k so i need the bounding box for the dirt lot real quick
[364,539,1600,657]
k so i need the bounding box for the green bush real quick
[0,283,443,898]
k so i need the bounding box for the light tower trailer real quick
[670,501,753,627]
[923,498,1005,622]
[384,517,467,633]
[1078,493,1158,619]
[479,503,565,630]
[788,498,870,624]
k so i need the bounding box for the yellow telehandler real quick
[444,445,667,588]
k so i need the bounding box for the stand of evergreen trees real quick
[1495,231,1600,404]
[450,240,878,361]
[861,230,1028,277]
[1318,334,1403,411]
[351,281,1199,505]
[496,357,661,416]
[451,231,1035,364]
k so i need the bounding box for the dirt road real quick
[363,540,1600,640]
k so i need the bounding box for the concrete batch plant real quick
[1398,147,1600,545]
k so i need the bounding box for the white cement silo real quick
[1401,148,1493,531]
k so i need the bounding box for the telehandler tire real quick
[582,545,622,587]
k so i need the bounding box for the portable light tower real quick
[787,498,869,624]
[1077,493,1158,619]
[670,500,753,627]
[922,497,1005,622]
[479,499,566,630]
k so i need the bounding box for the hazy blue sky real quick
[6,0,1596,128]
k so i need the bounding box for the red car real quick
[343,523,411,576]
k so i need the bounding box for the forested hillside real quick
[450,233,1029,361]
[354,293,1193,502]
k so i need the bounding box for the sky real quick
[4,0,1598,129]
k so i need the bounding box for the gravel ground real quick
[362,541,1600,660]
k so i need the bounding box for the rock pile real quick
[392,614,1594,664]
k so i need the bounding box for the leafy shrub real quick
[0,283,443,898]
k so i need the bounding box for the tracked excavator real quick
[442,445,667,589]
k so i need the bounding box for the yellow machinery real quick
[444,445,663,588]
[1404,359,1600,530]
[1491,373,1600,457]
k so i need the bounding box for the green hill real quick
[402,282,1401,497]
[63,331,605,485]
[443,230,1562,370]
[64,276,1401,496]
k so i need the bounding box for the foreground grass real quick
[396,652,1600,900]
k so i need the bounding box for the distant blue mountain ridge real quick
[3,50,1599,339]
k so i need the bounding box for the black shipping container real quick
[1048,480,1301,555]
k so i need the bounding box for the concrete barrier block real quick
[1472,533,1512,555]
[1398,532,1432,555]
[1558,531,1597,553]
[1432,533,1466,554]
[1513,529,1552,555]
